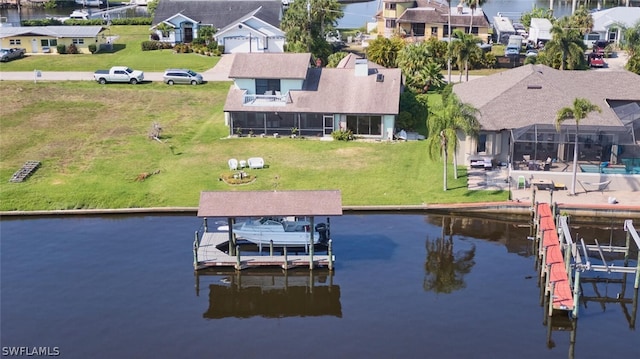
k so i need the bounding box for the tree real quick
[398,42,443,92]
[568,6,594,36]
[426,93,480,189]
[281,0,343,63]
[365,36,405,68]
[555,98,601,195]
[147,0,159,17]
[620,20,640,74]
[197,26,216,46]
[462,0,487,35]
[545,20,586,70]
[451,29,481,82]
[410,62,445,93]
[326,51,348,67]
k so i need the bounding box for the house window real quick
[411,24,425,36]
[40,39,58,47]
[477,134,487,153]
[471,27,479,35]
[346,115,382,136]
[255,79,280,95]
[385,3,396,10]
[385,19,396,29]
[9,39,21,45]
[72,38,85,45]
[431,27,438,36]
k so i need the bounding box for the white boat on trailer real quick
[219,217,330,251]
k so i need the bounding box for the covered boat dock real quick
[194,190,343,271]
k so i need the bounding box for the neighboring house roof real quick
[335,53,385,69]
[152,0,282,28]
[591,6,640,32]
[215,7,284,38]
[453,64,640,131]
[0,26,104,38]
[224,53,402,115]
[228,53,311,79]
[379,0,490,28]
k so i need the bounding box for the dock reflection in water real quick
[198,269,341,319]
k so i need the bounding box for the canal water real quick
[1,214,637,358]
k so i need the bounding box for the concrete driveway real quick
[0,53,235,82]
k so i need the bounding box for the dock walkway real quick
[195,232,334,271]
[536,203,574,313]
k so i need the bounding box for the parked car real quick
[525,49,538,57]
[593,40,610,56]
[0,48,26,62]
[163,69,204,85]
[94,66,144,84]
[505,48,520,56]
[588,53,606,68]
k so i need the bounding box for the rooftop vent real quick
[527,85,542,89]
[376,73,384,82]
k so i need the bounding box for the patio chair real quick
[228,158,238,170]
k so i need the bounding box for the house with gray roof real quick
[453,64,640,174]
[151,0,284,53]
[585,6,640,46]
[223,53,403,140]
[0,26,106,54]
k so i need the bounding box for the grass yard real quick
[0,81,507,211]
[0,26,218,72]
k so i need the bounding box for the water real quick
[0,4,148,26]
[1,214,637,358]
[337,0,604,29]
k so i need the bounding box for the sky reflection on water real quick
[1,214,637,358]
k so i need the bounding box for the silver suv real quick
[163,69,203,85]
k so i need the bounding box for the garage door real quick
[224,37,250,54]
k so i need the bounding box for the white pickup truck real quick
[94,66,144,84]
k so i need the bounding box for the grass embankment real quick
[0,82,507,211]
[0,26,218,72]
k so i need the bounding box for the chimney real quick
[354,58,368,77]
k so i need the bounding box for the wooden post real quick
[309,217,315,270]
[228,217,235,256]
[283,246,288,270]
[572,269,581,318]
[328,239,333,271]
[327,217,331,239]
[203,217,208,232]
[235,245,241,270]
[269,240,274,256]
[548,281,556,317]
[193,230,199,270]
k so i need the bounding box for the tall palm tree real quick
[555,98,601,195]
[426,93,480,187]
[397,42,431,80]
[451,29,480,82]
[462,0,487,35]
[545,21,586,70]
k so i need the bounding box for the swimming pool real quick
[580,164,640,174]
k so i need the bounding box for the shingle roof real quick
[152,0,282,28]
[335,53,385,69]
[223,53,402,115]
[0,26,104,38]
[591,6,640,32]
[453,65,640,131]
[197,190,343,217]
[228,53,311,79]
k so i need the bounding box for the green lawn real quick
[0,81,507,211]
[0,26,219,72]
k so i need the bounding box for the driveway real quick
[594,50,629,71]
[0,53,235,82]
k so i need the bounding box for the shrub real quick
[88,44,97,54]
[65,43,78,54]
[56,44,66,54]
[331,129,354,141]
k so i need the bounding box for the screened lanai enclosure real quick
[228,112,330,137]
[510,122,640,174]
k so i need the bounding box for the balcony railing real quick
[243,92,291,106]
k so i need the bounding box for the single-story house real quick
[376,0,491,43]
[223,53,403,140]
[452,64,640,171]
[584,6,640,47]
[0,26,106,54]
[151,0,285,53]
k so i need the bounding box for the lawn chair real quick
[228,158,238,170]
[247,157,264,169]
[578,180,611,194]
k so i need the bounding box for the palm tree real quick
[426,93,480,187]
[462,0,487,35]
[545,21,586,70]
[397,42,431,79]
[365,36,405,68]
[451,29,480,82]
[413,62,446,93]
[555,98,601,195]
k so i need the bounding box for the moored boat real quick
[220,217,329,249]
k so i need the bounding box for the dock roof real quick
[197,190,343,217]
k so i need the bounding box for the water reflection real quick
[424,217,476,293]
[197,269,341,319]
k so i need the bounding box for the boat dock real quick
[532,202,640,318]
[194,231,334,271]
